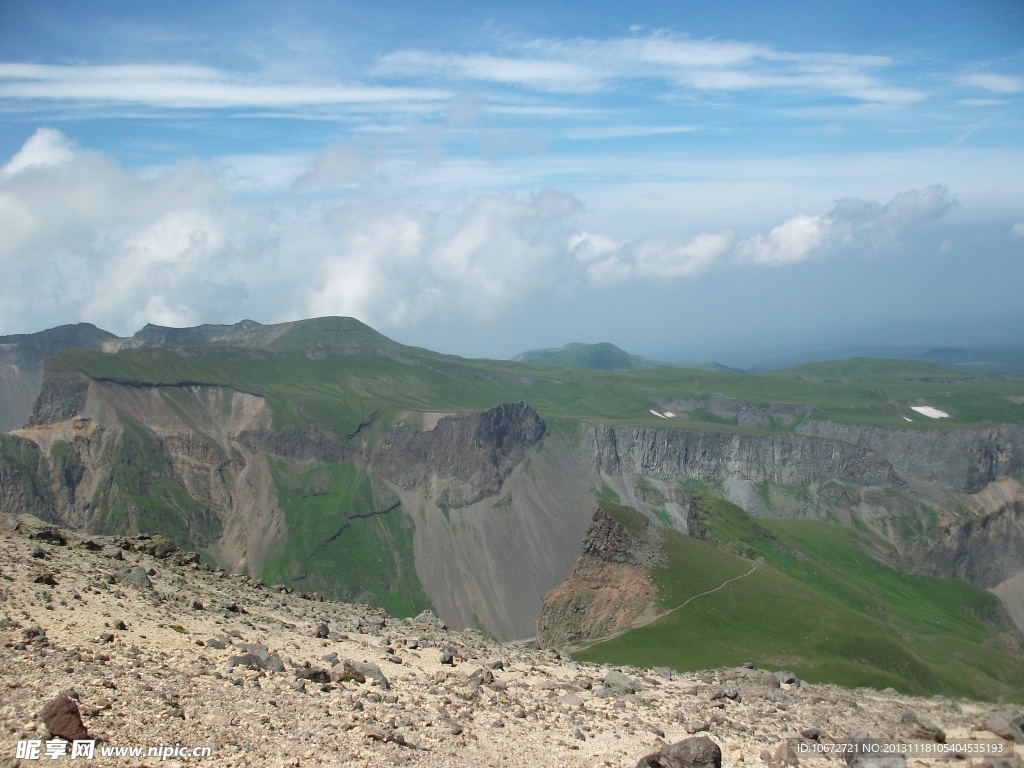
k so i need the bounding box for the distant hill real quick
[915,347,1024,373]
[512,342,663,372]
[119,316,402,354]
[0,323,118,431]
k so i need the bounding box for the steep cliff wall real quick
[399,435,595,640]
[794,421,1024,493]
[578,420,1024,634]
[585,421,1024,494]
[584,425,900,488]
[371,401,546,508]
[5,378,283,575]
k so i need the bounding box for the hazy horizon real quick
[2,1,1022,362]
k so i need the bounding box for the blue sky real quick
[1,0,1022,363]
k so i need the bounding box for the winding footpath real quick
[569,562,758,653]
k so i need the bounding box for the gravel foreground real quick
[1,514,1021,768]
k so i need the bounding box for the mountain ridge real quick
[3,315,1024,695]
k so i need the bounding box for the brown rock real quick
[985,716,1024,744]
[635,735,722,768]
[41,695,89,741]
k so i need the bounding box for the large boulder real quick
[635,736,722,768]
[41,695,89,742]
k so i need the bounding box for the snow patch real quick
[910,406,950,419]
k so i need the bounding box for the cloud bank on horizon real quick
[0,0,1022,359]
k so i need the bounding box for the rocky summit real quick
[1,514,1021,768]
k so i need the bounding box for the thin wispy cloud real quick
[0,63,451,109]
[378,32,925,105]
[956,72,1023,94]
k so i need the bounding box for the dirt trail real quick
[568,562,757,653]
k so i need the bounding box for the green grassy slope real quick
[260,460,430,616]
[89,421,222,549]
[45,330,1024,432]
[574,497,1024,701]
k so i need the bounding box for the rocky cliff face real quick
[536,504,662,648]
[1,373,572,640]
[4,378,282,577]
[793,420,1024,493]
[580,419,1024,633]
[371,401,546,508]
[584,425,900,488]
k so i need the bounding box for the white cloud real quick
[825,185,956,256]
[292,143,381,189]
[633,232,736,278]
[562,124,697,140]
[958,98,1009,107]
[2,127,74,175]
[568,231,630,284]
[375,32,923,105]
[304,207,429,327]
[568,229,735,284]
[375,51,602,94]
[571,185,957,285]
[1012,222,1024,239]
[301,189,581,327]
[736,214,825,266]
[957,73,1024,94]
[0,129,269,334]
[0,63,450,109]
[0,128,971,339]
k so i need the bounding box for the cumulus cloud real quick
[304,188,581,327]
[736,215,824,266]
[0,128,590,336]
[568,230,735,284]
[1013,222,1024,239]
[571,185,957,285]
[303,207,429,327]
[568,232,630,284]
[0,129,963,339]
[633,232,737,279]
[292,143,381,189]
[0,128,268,334]
[2,127,74,174]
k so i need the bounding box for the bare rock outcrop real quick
[794,420,1024,494]
[237,426,354,463]
[371,401,546,507]
[635,735,722,768]
[536,504,662,647]
[584,425,900,489]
